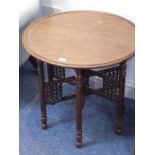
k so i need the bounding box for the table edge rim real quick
[22,10,135,69]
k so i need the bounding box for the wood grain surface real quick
[22,11,135,68]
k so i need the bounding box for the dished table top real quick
[22,11,135,69]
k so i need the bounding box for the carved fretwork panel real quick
[82,70,89,88]
[53,66,65,79]
[98,66,121,101]
[45,82,63,104]
[44,64,126,104]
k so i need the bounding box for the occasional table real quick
[22,11,135,148]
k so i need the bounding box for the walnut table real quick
[22,11,135,148]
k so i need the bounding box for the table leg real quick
[37,60,47,129]
[116,62,126,134]
[82,70,89,110]
[75,69,84,148]
[29,56,37,70]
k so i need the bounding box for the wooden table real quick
[22,11,135,148]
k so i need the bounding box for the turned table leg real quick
[82,70,89,110]
[116,62,126,134]
[75,69,84,148]
[37,60,47,129]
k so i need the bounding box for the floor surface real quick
[19,61,135,155]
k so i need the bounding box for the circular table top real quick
[22,11,135,69]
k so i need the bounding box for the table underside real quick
[43,64,123,105]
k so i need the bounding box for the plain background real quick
[0,0,155,155]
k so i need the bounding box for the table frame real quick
[37,59,126,148]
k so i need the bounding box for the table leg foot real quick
[41,114,47,129]
[76,129,83,148]
[76,142,83,148]
[115,118,123,134]
[42,124,47,129]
